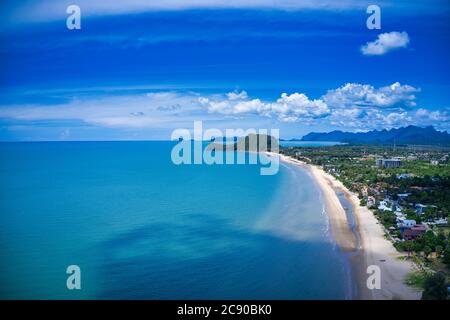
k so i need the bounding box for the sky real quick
[0,0,449,141]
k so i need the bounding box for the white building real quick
[378,200,392,212]
[415,204,427,215]
[397,219,416,229]
[376,159,402,168]
[431,218,448,225]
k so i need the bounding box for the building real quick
[397,219,416,229]
[430,160,439,165]
[378,200,392,212]
[403,225,427,240]
[431,218,448,225]
[395,212,406,223]
[376,159,402,168]
[397,173,412,179]
[415,204,427,215]
[375,159,383,167]
[367,196,376,207]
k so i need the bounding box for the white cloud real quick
[328,106,450,131]
[361,31,410,56]
[0,92,203,128]
[9,1,368,23]
[199,95,269,115]
[0,84,447,133]
[199,91,329,122]
[272,93,330,120]
[329,108,412,129]
[414,108,450,123]
[227,91,248,100]
[323,82,419,109]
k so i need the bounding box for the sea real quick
[0,141,352,299]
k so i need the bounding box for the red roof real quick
[403,227,426,240]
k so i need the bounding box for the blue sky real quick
[0,0,449,140]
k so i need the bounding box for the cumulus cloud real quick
[196,83,448,130]
[361,31,410,56]
[199,90,329,122]
[272,93,330,121]
[414,108,450,123]
[328,106,450,131]
[328,108,412,129]
[199,93,268,116]
[323,82,419,109]
[199,82,419,123]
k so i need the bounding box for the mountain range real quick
[300,126,450,145]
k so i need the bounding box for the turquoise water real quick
[0,141,351,299]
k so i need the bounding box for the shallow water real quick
[0,141,351,299]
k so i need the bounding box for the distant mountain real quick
[301,126,450,145]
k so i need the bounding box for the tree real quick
[443,247,450,267]
[435,245,443,258]
[413,242,423,255]
[421,273,448,300]
[423,246,432,260]
[402,241,414,258]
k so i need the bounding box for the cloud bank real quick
[0,83,448,138]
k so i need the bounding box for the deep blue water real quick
[0,141,351,299]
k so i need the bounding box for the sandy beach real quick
[271,152,421,300]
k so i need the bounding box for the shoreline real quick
[270,152,421,300]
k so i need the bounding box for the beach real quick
[272,152,422,300]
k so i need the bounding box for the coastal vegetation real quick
[281,143,450,299]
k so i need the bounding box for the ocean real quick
[0,141,352,299]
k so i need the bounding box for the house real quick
[367,196,376,207]
[397,219,416,229]
[430,160,439,165]
[395,211,405,218]
[431,218,448,225]
[415,204,427,215]
[378,200,392,212]
[395,212,407,224]
[403,225,427,240]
